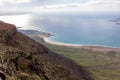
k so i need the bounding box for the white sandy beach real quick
[43,37,82,47]
[38,36,120,53]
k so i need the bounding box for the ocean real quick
[0,12,120,47]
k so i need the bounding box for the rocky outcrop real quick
[0,21,17,43]
[0,21,94,80]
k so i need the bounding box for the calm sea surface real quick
[0,13,120,47]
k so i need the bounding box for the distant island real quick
[108,18,120,25]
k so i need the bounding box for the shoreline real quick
[43,37,82,47]
[43,37,120,48]
[40,36,120,53]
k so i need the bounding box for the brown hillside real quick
[0,21,94,80]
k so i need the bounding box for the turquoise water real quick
[0,13,120,47]
[28,13,120,47]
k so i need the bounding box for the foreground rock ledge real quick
[0,21,94,80]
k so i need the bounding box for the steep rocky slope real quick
[0,21,94,80]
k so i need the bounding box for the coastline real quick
[43,37,82,47]
[37,35,120,53]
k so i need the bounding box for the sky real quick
[0,0,120,13]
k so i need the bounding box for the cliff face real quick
[0,21,94,80]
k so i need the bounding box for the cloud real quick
[33,0,120,13]
[0,0,4,6]
[0,0,34,12]
[0,0,120,13]
[4,0,32,4]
